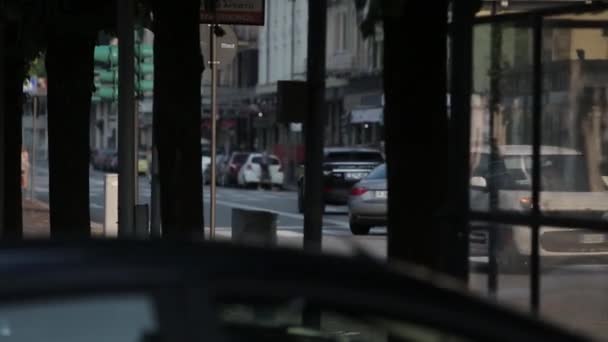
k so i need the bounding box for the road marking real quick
[214,199,349,228]
[206,227,337,239]
[470,256,489,263]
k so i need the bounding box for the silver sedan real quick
[348,164,387,235]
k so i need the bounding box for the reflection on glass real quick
[470,23,534,212]
[540,12,608,223]
[540,227,608,341]
[219,301,472,342]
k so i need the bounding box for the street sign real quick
[200,24,238,70]
[200,0,265,26]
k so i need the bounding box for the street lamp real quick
[258,112,264,118]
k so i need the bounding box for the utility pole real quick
[117,0,136,237]
[303,0,327,252]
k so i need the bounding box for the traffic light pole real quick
[117,0,136,237]
[209,25,218,240]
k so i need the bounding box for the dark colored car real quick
[92,149,115,171]
[298,147,384,213]
[0,240,587,342]
[219,152,251,186]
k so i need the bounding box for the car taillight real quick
[351,187,368,196]
[519,196,532,210]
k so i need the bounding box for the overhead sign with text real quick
[200,0,265,26]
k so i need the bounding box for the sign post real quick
[209,25,218,239]
[200,1,263,240]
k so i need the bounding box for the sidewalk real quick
[22,199,103,238]
[22,199,50,238]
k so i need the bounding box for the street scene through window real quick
[3,0,608,341]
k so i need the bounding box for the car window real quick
[0,295,157,342]
[474,154,596,192]
[325,152,384,163]
[366,164,386,180]
[233,153,249,164]
[251,156,280,165]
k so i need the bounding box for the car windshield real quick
[366,164,386,180]
[233,154,249,164]
[474,154,596,192]
[325,152,384,163]
[252,156,280,165]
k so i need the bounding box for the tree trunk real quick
[1,21,24,239]
[383,1,449,271]
[152,0,204,238]
[46,32,95,238]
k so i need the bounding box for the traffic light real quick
[94,45,118,101]
[135,43,154,97]
[92,41,154,101]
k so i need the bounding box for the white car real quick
[237,153,284,188]
[470,145,608,272]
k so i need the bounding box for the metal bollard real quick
[231,209,277,247]
[104,174,119,237]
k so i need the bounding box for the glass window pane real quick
[469,221,532,313]
[539,226,608,340]
[0,295,157,342]
[540,10,608,221]
[470,22,534,213]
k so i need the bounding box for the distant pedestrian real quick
[21,146,30,190]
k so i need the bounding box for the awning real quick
[351,107,383,124]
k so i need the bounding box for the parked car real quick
[218,152,250,186]
[107,152,119,172]
[470,145,608,272]
[0,241,588,342]
[92,149,113,170]
[348,163,387,235]
[237,153,284,188]
[297,147,384,213]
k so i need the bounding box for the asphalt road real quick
[28,162,608,339]
[30,162,388,257]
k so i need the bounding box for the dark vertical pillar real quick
[384,1,449,270]
[46,32,95,238]
[152,0,204,238]
[2,20,23,239]
[444,0,477,280]
[0,16,5,234]
[117,0,136,237]
[303,0,327,252]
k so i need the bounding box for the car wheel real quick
[350,222,370,235]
